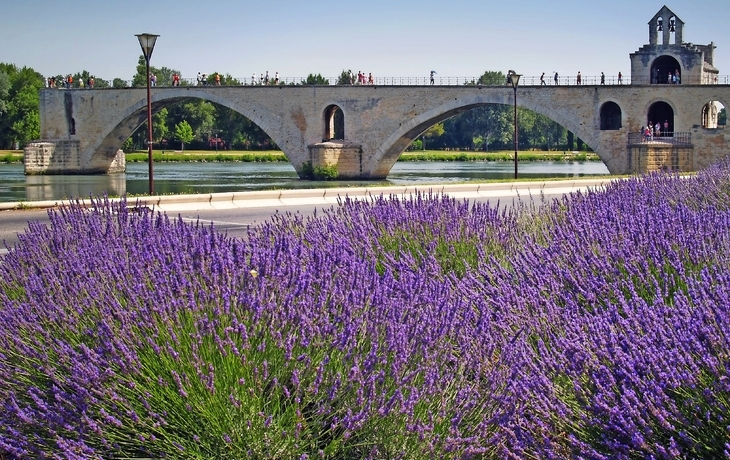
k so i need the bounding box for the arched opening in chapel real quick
[647,101,674,136]
[702,101,726,129]
[650,56,681,84]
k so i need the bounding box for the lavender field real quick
[1,162,730,459]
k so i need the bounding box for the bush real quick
[3,162,730,458]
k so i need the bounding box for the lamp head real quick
[135,33,160,61]
[509,73,522,89]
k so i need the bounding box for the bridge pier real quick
[627,134,694,173]
[307,141,369,179]
[24,140,125,175]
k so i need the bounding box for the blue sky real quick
[1,0,728,83]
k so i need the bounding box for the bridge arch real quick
[645,99,675,134]
[371,91,602,177]
[700,97,728,129]
[650,55,681,84]
[87,88,291,169]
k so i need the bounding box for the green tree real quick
[336,70,354,85]
[132,55,181,87]
[153,108,169,144]
[215,73,240,87]
[72,70,109,88]
[174,120,194,151]
[0,71,9,116]
[0,63,44,148]
[471,70,506,86]
[301,74,329,85]
[719,107,727,126]
[112,78,129,88]
[172,101,215,142]
[420,123,445,149]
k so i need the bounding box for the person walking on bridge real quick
[576,71,582,85]
[430,70,435,85]
[540,73,546,85]
[600,72,605,85]
[554,72,559,85]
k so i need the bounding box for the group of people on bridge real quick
[642,120,672,141]
[250,71,280,85]
[540,71,625,85]
[46,75,95,89]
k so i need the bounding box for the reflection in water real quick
[0,160,610,203]
[23,173,127,201]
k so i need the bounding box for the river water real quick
[0,161,609,203]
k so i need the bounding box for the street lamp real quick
[135,33,159,195]
[508,71,521,179]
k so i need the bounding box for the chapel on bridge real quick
[630,5,719,85]
[626,5,722,132]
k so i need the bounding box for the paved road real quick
[0,179,615,255]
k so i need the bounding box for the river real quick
[0,161,609,203]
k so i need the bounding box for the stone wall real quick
[25,141,81,174]
[36,85,730,179]
[308,141,362,178]
[24,140,125,175]
[690,125,730,170]
[627,144,693,173]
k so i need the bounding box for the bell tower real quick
[648,5,683,46]
[630,5,718,85]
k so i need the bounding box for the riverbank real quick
[0,149,600,164]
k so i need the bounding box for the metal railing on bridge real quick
[46,75,730,89]
[627,132,692,146]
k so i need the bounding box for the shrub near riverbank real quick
[0,149,599,164]
[123,149,599,163]
[400,150,599,162]
[125,150,289,163]
[0,151,23,163]
[2,162,729,458]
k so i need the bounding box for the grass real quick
[0,151,23,163]
[400,150,600,162]
[125,149,288,163]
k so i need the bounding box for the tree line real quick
[1,60,609,152]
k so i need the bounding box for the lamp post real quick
[135,33,159,195]
[508,71,521,179]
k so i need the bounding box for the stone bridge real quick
[29,84,730,178]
